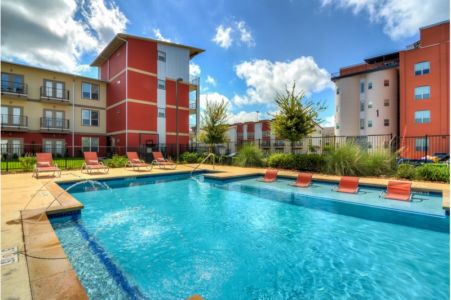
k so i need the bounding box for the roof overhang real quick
[90,33,205,67]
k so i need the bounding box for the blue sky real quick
[2,0,449,126]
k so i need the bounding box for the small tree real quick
[201,99,229,150]
[271,83,326,153]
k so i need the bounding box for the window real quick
[1,139,23,157]
[82,137,99,152]
[43,139,65,156]
[368,101,373,109]
[43,110,65,128]
[360,102,365,112]
[384,99,389,107]
[157,51,166,62]
[335,123,340,129]
[384,119,389,126]
[415,61,430,75]
[415,138,428,151]
[1,73,25,94]
[1,106,23,126]
[82,109,99,126]
[158,79,166,90]
[368,82,373,89]
[367,120,373,128]
[415,110,430,123]
[336,88,340,95]
[82,82,99,100]
[158,107,165,118]
[360,119,365,130]
[414,86,430,100]
[384,80,389,87]
[360,82,365,93]
[43,80,65,99]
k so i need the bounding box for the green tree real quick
[201,99,229,147]
[271,83,326,153]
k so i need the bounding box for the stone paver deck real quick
[1,164,449,299]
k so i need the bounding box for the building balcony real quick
[40,87,71,104]
[1,80,28,98]
[189,102,197,112]
[1,114,28,131]
[40,117,70,132]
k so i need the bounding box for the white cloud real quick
[236,21,255,47]
[205,75,217,86]
[232,56,332,106]
[322,115,335,127]
[152,28,172,42]
[321,0,449,39]
[212,25,233,49]
[189,62,201,78]
[228,111,260,124]
[199,92,231,111]
[1,0,128,73]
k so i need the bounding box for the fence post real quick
[424,135,428,162]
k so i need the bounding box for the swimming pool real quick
[51,173,450,299]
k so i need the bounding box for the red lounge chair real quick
[152,152,176,169]
[126,152,152,171]
[81,152,109,174]
[292,173,313,187]
[259,169,278,182]
[33,153,61,178]
[337,176,359,194]
[384,180,412,201]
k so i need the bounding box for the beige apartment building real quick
[1,61,107,157]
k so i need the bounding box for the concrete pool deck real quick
[1,165,449,299]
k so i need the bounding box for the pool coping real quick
[9,165,449,299]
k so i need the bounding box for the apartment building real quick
[332,21,449,156]
[1,33,203,157]
[399,21,449,157]
[227,120,324,153]
[1,61,107,156]
[90,33,203,150]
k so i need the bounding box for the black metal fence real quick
[1,134,449,172]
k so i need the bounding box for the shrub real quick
[415,164,450,183]
[267,153,326,171]
[104,155,128,168]
[324,143,365,176]
[180,152,199,163]
[363,151,397,176]
[268,153,296,169]
[396,164,417,180]
[19,156,37,171]
[234,144,264,167]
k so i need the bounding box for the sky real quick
[2,0,449,127]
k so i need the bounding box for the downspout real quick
[72,79,75,156]
[117,36,129,151]
[176,78,183,161]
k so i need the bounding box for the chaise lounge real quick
[33,153,61,178]
[81,152,109,174]
[152,151,176,169]
[126,152,152,171]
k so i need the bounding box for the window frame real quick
[367,120,373,128]
[81,82,100,100]
[384,80,389,87]
[384,119,389,127]
[157,51,166,62]
[157,79,166,90]
[415,137,428,151]
[81,137,100,152]
[43,79,66,99]
[414,61,430,76]
[414,110,431,124]
[158,107,165,118]
[1,72,25,93]
[414,85,430,100]
[384,99,389,107]
[81,109,100,127]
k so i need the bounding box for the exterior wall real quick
[335,68,398,137]
[1,62,107,151]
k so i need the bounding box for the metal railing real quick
[1,80,28,95]
[191,152,215,176]
[40,86,70,101]
[40,117,70,131]
[1,114,28,127]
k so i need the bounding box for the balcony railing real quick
[1,80,28,96]
[1,114,28,128]
[40,86,70,102]
[189,102,197,109]
[40,117,70,131]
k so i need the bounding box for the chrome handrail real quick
[191,152,215,177]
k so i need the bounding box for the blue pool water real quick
[51,174,450,299]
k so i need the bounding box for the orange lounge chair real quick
[81,152,109,174]
[337,176,359,194]
[126,152,152,171]
[33,153,61,178]
[292,172,313,187]
[259,169,278,182]
[152,151,176,169]
[384,180,412,201]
